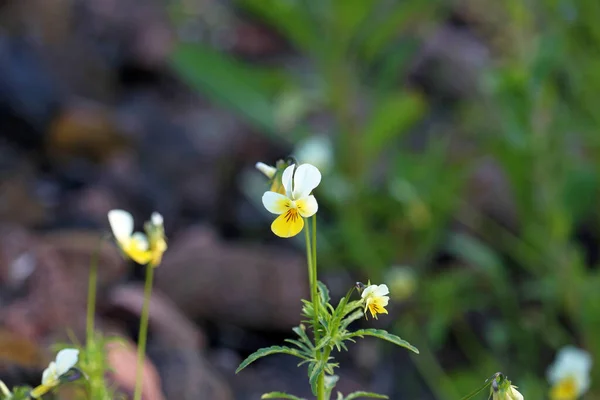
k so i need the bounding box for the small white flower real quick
[42,349,79,385]
[361,284,390,319]
[547,346,592,400]
[293,135,333,174]
[31,349,79,398]
[108,209,167,267]
[255,162,277,179]
[262,163,321,238]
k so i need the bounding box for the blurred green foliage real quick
[168,0,600,398]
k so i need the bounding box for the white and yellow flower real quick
[361,284,390,319]
[30,349,79,398]
[261,163,321,238]
[547,346,592,400]
[108,209,167,267]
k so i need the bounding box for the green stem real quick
[317,347,331,400]
[305,220,320,342]
[86,237,103,344]
[312,216,327,400]
[133,266,155,400]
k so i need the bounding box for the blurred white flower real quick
[384,266,417,302]
[547,346,592,400]
[30,349,79,398]
[293,135,333,174]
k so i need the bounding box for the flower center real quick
[550,376,578,400]
[283,207,300,223]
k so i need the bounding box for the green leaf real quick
[292,325,314,349]
[344,391,389,400]
[342,300,364,317]
[346,329,419,354]
[363,92,425,160]
[317,281,331,304]
[340,309,365,331]
[261,392,306,400]
[170,43,285,138]
[237,0,319,52]
[236,346,311,373]
[308,359,328,395]
[284,339,313,355]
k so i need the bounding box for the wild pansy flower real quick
[261,163,321,238]
[30,349,79,399]
[256,160,290,195]
[547,346,592,400]
[108,209,167,267]
[361,284,390,319]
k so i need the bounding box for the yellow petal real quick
[271,209,304,238]
[122,238,153,265]
[262,192,292,214]
[149,238,168,267]
[30,383,54,398]
[295,195,318,218]
[550,376,578,400]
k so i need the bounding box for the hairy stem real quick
[86,237,103,344]
[133,266,155,400]
[305,221,320,342]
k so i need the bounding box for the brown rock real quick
[155,226,309,330]
[107,284,233,400]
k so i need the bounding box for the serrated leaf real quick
[346,329,419,354]
[344,391,389,399]
[308,359,328,395]
[292,325,314,349]
[236,346,311,373]
[261,392,306,400]
[342,300,364,317]
[284,339,313,355]
[340,309,365,331]
[317,281,331,304]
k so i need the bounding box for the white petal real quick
[151,212,163,226]
[510,386,524,400]
[282,164,295,198]
[108,210,134,242]
[292,164,321,199]
[55,349,79,376]
[296,195,318,218]
[131,232,150,251]
[361,285,377,299]
[373,284,390,297]
[262,191,291,214]
[42,362,57,384]
[255,162,277,179]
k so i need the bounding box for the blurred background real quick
[0,0,599,398]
